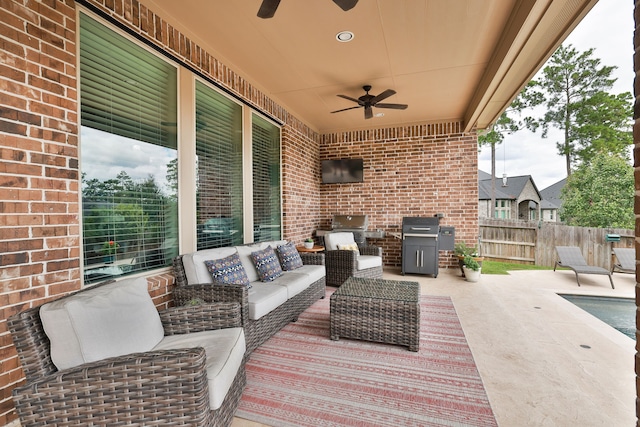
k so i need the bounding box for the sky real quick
[477,0,635,189]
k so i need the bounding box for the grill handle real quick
[403,233,438,239]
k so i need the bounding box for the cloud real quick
[80,127,176,190]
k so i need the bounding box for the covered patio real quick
[0,0,638,426]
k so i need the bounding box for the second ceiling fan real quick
[331,85,408,120]
[258,0,358,19]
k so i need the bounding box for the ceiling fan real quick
[258,0,358,19]
[331,85,408,120]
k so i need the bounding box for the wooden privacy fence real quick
[479,218,634,269]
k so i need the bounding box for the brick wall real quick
[0,1,79,424]
[0,0,478,424]
[321,124,479,269]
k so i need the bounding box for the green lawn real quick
[481,260,553,275]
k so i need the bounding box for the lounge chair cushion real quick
[40,277,164,370]
[153,327,246,410]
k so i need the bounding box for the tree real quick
[523,45,632,175]
[573,91,633,163]
[559,153,633,228]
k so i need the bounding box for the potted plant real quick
[454,242,483,276]
[304,237,314,249]
[101,240,120,263]
[462,255,481,282]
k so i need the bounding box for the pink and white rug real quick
[237,290,497,427]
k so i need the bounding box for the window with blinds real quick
[252,114,281,242]
[195,80,244,250]
[79,12,179,283]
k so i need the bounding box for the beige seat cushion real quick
[294,264,325,286]
[40,277,164,370]
[153,328,246,411]
[357,254,383,270]
[247,282,288,320]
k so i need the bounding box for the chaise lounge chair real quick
[554,246,614,289]
[611,247,636,273]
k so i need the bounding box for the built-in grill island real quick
[316,215,385,246]
[402,216,454,277]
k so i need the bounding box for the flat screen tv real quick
[321,158,364,184]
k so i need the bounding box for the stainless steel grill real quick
[331,214,368,246]
[402,216,454,278]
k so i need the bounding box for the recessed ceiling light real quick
[375,112,384,117]
[336,31,354,42]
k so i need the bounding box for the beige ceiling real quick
[145,0,597,133]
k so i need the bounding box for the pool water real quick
[560,294,636,340]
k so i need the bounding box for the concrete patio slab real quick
[233,266,636,427]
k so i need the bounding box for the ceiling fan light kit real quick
[331,85,408,120]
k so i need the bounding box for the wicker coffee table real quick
[330,277,421,351]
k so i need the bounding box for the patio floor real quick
[233,266,636,426]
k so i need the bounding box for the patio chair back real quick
[612,247,635,273]
[556,246,589,266]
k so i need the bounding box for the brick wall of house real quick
[320,124,479,270]
[0,0,479,424]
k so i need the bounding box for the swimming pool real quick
[559,294,636,340]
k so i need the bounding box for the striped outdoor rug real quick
[236,290,497,427]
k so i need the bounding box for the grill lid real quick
[402,216,440,233]
[332,214,369,230]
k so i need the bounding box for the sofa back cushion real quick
[182,241,289,285]
[324,232,356,251]
[183,247,238,284]
[40,277,165,370]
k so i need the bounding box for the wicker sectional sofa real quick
[173,240,326,352]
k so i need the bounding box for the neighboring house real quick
[479,171,542,220]
[539,178,567,223]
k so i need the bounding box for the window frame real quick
[77,9,283,284]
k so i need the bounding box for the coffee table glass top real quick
[335,277,420,302]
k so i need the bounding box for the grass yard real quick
[481,260,554,275]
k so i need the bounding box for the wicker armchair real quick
[324,232,383,287]
[8,279,246,427]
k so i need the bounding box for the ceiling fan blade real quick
[330,106,361,114]
[337,94,362,104]
[333,0,358,11]
[364,105,373,119]
[371,89,396,104]
[375,103,408,110]
[258,0,281,18]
